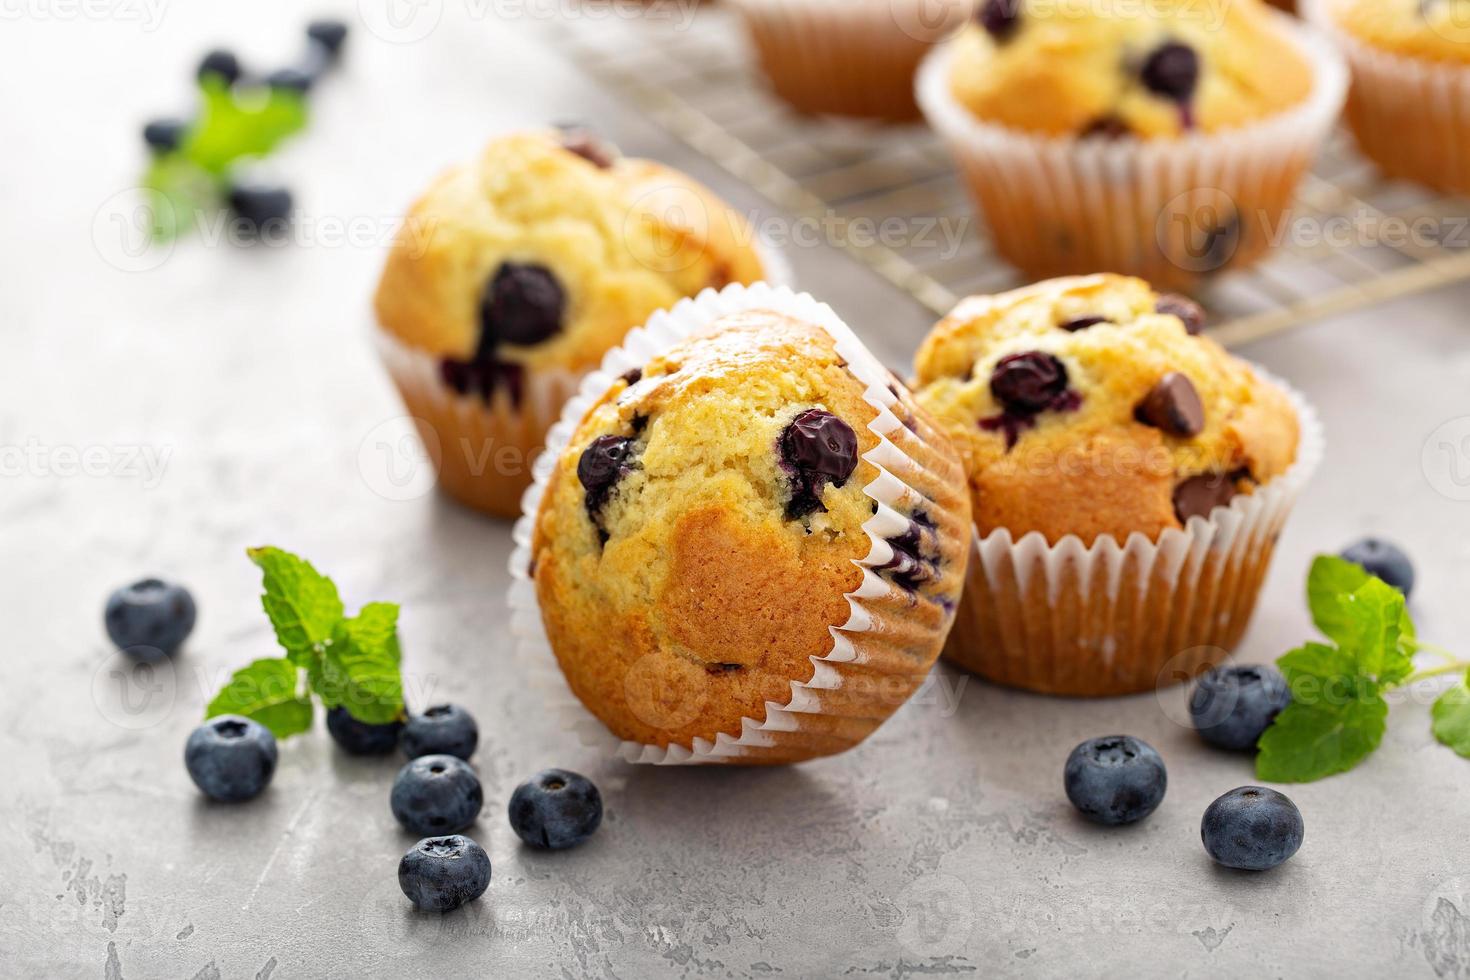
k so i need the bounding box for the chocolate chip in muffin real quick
[1059,315,1110,332]
[990,351,1070,414]
[556,125,617,169]
[481,262,566,348]
[1155,294,1206,335]
[1172,468,1250,524]
[1135,372,1205,437]
[977,0,1021,41]
[1141,41,1199,105]
[620,367,643,387]
[780,409,859,520]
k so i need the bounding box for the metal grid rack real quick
[536,5,1470,346]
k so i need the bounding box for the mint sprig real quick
[205,547,405,738]
[1256,555,1470,782]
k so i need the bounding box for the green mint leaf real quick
[205,657,312,739]
[140,156,217,242]
[247,546,344,665]
[313,603,404,725]
[1256,688,1388,783]
[1431,677,1470,759]
[1306,554,1414,654]
[1277,640,1356,685]
[183,78,308,175]
[1339,577,1413,685]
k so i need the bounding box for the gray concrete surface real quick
[3,3,1470,978]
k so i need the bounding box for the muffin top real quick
[529,310,927,749]
[913,274,1300,545]
[373,129,766,373]
[1323,0,1470,63]
[949,0,1314,137]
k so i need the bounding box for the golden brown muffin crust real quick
[1324,0,1470,64]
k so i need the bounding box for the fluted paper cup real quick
[730,0,974,121]
[509,282,971,764]
[943,367,1323,696]
[916,11,1347,292]
[1304,0,1470,195]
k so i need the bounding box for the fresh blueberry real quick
[197,48,242,86]
[400,704,479,761]
[227,180,293,236]
[398,835,491,912]
[185,715,277,802]
[977,0,1020,41]
[391,755,483,836]
[1202,786,1304,871]
[1063,735,1167,825]
[481,262,566,348]
[508,769,603,849]
[264,66,314,94]
[1189,664,1291,751]
[142,118,188,154]
[326,706,403,755]
[1340,538,1415,597]
[306,19,349,58]
[104,578,196,659]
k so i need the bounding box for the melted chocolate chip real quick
[1080,115,1132,140]
[1141,42,1199,103]
[481,262,565,349]
[780,409,859,520]
[1135,372,1205,437]
[1060,315,1110,332]
[620,367,642,387]
[1172,468,1249,524]
[977,0,1021,41]
[990,352,1069,414]
[1155,294,1206,335]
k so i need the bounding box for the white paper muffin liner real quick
[728,0,974,121]
[372,240,793,519]
[508,282,970,764]
[944,366,1324,696]
[915,10,1348,291]
[1303,0,1470,195]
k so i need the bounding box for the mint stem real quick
[1402,661,1470,686]
[1405,638,1462,662]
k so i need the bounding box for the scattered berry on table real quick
[391,755,484,836]
[306,20,349,58]
[1189,664,1291,751]
[142,118,188,153]
[105,578,196,659]
[508,769,603,849]
[185,715,277,802]
[197,48,242,86]
[264,66,314,94]
[398,835,490,912]
[227,180,293,236]
[1063,735,1167,825]
[326,706,403,755]
[1340,537,1414,597]
[400,704,479,761]
[1201,786,1304,871]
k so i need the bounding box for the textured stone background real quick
[3,3,1470,978]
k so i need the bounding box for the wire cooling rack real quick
[534,5,1470,346]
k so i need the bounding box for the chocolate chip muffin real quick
[373,128,774,518]
[519,288,971,763]
[917,0,1346,290]
[913,274,1321,696]
[1307,0,1470,194]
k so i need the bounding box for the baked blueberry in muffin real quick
[527,302,970,760]
[373,128,773,518]
[913,274,1300,544]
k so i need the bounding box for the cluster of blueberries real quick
[142,21,350,235]
[103,578,603,915]
[1064,537,1414,872]
[103,537,1413,901]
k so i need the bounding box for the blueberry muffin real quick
[373,128,772,518]
[1308,0,1470,194]
[525,299,970,763]
[951,0,1313,138]
[917,0,1346,290]
[913,275,1320,695]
